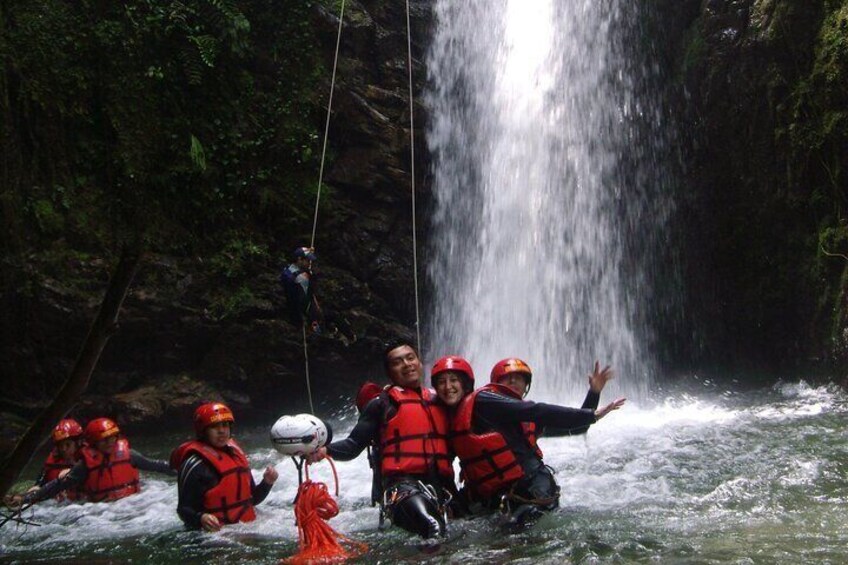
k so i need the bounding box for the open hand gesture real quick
[588,361,614,393]
[595,397,626,420]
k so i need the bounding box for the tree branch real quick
[0,247,143,497]
[821,244,848,262]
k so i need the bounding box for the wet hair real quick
[382,338,419,373]
[460,374,474,393]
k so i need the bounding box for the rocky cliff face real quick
[3,0,845,454]
[669,0,847,375]
[0,0,435,451]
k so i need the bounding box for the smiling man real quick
[309,339,458,541]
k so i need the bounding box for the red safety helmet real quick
[194,402,235,436]
[430,355,475,390]
[490,358,533,385]
[355,382,383,413]
[52,419,83,443]
[85,418,120,444]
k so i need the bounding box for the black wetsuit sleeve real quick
[130,450,177,476]
[326,398,382,461]
[475,391,596,437]
[581,390,601,411]
[251,474,273,506]
[176,455,219,529]
[33,469,47,487]
[23,461,88,504]
[543,389,601,436]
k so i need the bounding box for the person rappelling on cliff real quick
[4,418,175,509]
[170,402,278,531]
[307,339,460,543]
[280,246,324,334]
[435,357,625,528]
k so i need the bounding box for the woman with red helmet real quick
[5,417,174,509]
[430,355,475,408]
[447,358,625,528]
[170,402,278,531]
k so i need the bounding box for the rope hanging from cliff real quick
[302,324,315,414]
[300,0,423,397]
[300,0,346,415]
[310,0,346,249]
[405,0,423,354]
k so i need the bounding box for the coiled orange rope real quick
[281,458,368,564]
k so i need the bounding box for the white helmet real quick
[270,413,330,456]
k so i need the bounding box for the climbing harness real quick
[497,466,561,516]
[380,480,451,535]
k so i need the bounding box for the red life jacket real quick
[170,439,256,524]
[450,383,543,498]
[80,439,140,502]
[43,450,80,501]
[379,386,453,479]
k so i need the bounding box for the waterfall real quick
[424,0,673,401]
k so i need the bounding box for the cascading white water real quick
[425,0,671,402]
[4,382,847,563]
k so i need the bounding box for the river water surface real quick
[3,0,845,561]
[2,379,846,564]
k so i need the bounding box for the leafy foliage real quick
[0,0,327,259]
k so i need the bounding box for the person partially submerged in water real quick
[432,356,624,527]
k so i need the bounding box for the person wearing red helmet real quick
[23,419,85,502]
[170,402,278,531]
[5,417,174,509]
[448,358,626,527]
[308,339,459,542]
[430,355,475,409]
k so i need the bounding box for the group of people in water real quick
[309,339,625,539]
[4,338,624,544]
[3,405,278,531]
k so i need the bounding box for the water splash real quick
[3,384,847,562]
[424,0,673,402]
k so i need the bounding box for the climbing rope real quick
[300,0,346,416]
[302,324,315,414]
[281,458,367,564]
[310,0,346,250]
[405,0,423,354]
[299,0,423,410]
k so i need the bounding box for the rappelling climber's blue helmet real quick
[293,247,317,261]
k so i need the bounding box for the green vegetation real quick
[788,2,848,350]
[0,0,328,277]
[672,0,848,367]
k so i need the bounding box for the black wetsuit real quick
[327,391,458,539]
[23,451,174,504]
[175,454,272,529]
[467,389,599,523]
